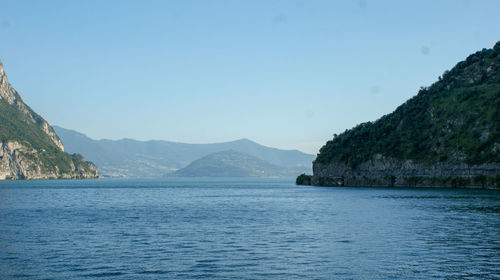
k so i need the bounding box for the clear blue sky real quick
[1,0,499,154]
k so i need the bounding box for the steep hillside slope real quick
[301,42,500,188]
[0,60,98,179]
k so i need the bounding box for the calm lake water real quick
[0,178,499,279]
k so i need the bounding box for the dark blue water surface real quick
[1,178,499,279]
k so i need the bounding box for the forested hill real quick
[316,41,500,168]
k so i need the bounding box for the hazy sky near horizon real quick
[1,0,499,154]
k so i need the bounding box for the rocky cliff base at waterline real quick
[297,155,500,189]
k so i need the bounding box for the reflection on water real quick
[0,178,499,279]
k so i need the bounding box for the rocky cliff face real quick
[0,141,98,180]
[311,155,500,188]
[0,59,98,180]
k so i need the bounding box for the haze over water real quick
[1,178,499,279]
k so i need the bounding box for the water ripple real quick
[0,178,499,279]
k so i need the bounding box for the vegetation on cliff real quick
[316,42,500,168]
[0,95,62,153]
[0,60,98,179]
[296,174,312,185]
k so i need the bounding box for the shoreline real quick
[296,174,500,189]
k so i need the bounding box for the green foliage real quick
[296,174,312,185]
[1,96,97,178]
[487,174,500,188]
[449,177,471,188]
[316,42,500,167]
[0,99,60,151]
[384,175,396,187]
[473,175,487,187]
[317,177,326,186]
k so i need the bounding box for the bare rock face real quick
[1,141,51,179]
[0,60,64,152]
[0,59,98,180]
[311,155,500,188]
[0,140,99,180]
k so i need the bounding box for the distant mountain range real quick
[54,126,314,177]
[174,150,297,177]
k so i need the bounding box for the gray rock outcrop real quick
[311,155,500,188]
